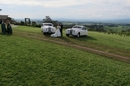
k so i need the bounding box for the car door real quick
[82,27,87,35]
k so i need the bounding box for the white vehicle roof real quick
[42,23,53,26]
[43,23,53,24]
[72,25,85,28]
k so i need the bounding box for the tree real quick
[20,21,24,25]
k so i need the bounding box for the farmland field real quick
[0,25,130,85]
[104,26,130,32]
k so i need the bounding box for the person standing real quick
[6,20,12,34]
[1,20,6,34]
[60,23,63,37]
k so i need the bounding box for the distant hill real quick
[55,18,130,24]
[105,18,130,24]
[14,18,130,24]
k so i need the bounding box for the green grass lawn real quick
[0,35,130,86]
[13,25,41,33]
[12,25,130,57]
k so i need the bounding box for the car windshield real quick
[44,24,52,26]
[73,26,82,29]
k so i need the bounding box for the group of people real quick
[51,23,63,37]
[1,20,12,35]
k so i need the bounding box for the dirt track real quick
[13,31,130,63]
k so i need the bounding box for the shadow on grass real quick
[58,36,76,43]
[0,33,6,35]
[43,33,75,43]
[40,33,96,44]
[43,33,51,37]
[0,32,13,36]
[66,35,96,41]
[58,35,97,44]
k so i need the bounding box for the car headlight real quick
[73,30,77,33]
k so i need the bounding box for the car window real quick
[73,26,78,28]
[73,26,82,29]
[43,24,52,26]
[82,27,86,30]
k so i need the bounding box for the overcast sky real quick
[0,0,130,20]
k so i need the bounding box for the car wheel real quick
[66,34,69,37]
[77,33,80,37]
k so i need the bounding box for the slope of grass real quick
[12,25,130,57]
[0,35,130,85]
[87,31,130,50]
[12,25,41,33]
[13,25,130,50]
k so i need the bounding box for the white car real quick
[66,25,88,37]
[41,23,56,34]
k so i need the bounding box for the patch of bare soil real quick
[13,31,130,63]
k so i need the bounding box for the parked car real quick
[41,23,56,34]
[66,25,88,37]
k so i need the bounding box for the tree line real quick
[86,25,130,36]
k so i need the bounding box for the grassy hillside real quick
[12,26,130,57]
[0,35,130,85]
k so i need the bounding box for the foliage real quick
[20,21,24,25]
[32,21,36,26]
[104,26,130,36]
[87,25,130,36]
